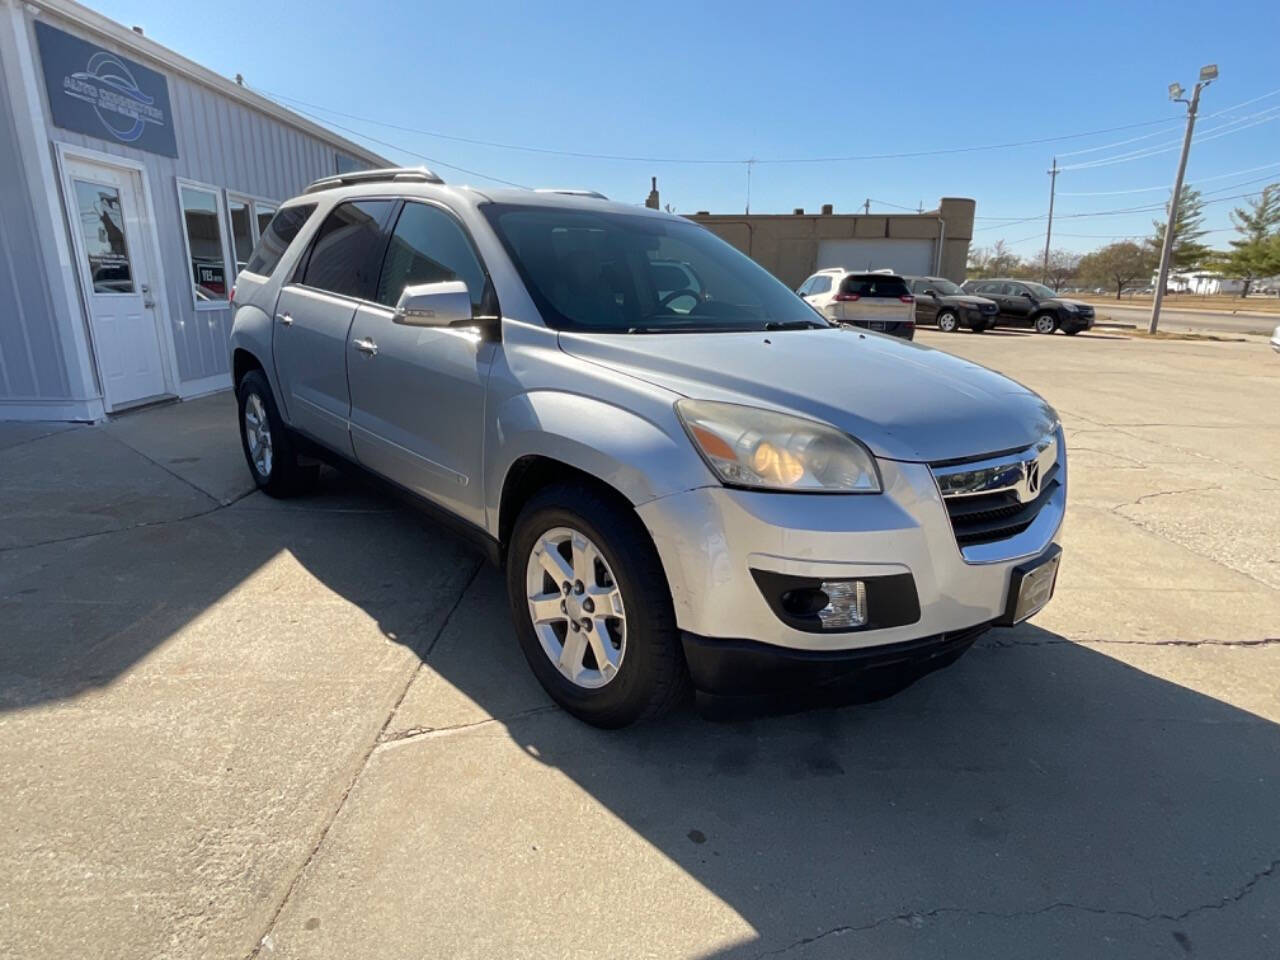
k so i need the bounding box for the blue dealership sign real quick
[35,21,179,158]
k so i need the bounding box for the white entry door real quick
[63,157,171,409]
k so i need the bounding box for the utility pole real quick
[864,198,870,215]
[1042,158,1059,284]
[1150,65,1217,334]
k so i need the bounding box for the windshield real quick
[1023,281,1057,299]
[480,204,829,332]
[930,278,964,295]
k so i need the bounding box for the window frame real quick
[175,177,233,311]
[293,196,399,303]
[374,198,496,313]
[224,191,258,278]
[809,275,832,295]
[253,200,278,241]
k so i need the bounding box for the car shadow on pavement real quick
[4,457,1278,956]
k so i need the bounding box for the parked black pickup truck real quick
[960,279,1096,335]
[905,277,998,332]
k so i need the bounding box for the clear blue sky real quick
[95,0,1280,257]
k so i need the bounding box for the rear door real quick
[272,198,396,455]
[802,273,833,310]
[346,200,497,528]
[833,274,913,326]
[1002,282,1035,323]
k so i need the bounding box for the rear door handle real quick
[276,312,293,326]
[353,337,378,356]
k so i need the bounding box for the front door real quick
[63,158,169,409]
[346,200,495,529]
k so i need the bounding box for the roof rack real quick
[304,165,444,194]
[533,188,608,200]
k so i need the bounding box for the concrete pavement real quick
[1,331,1278,959]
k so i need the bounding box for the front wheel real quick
[1033,313,1058,335]
[507,483,689,727]
[936,310,959,333]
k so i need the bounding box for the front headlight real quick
[676,399,881,493]
[1061,303,1079,313]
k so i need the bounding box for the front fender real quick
[487,390,714,531]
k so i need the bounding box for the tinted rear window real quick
[301,200,395,300]
[841,275,909,297]
[244,204,315,277]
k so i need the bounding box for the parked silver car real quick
[230,168,1066,726]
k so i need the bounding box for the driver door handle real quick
[276,312,293,326]
[353,337,378,357]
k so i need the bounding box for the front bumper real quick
[636,430,1066,668]
[682,623,989,696]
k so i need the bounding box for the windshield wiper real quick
[764,319,829,330]
[626,324,759,334]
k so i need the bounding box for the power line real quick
[252,90,531,188]
[973,186,1274,232]
[1057,106,1280,171]
[253,85,1229,166]
[1058,160,1280,196]
[1055,86,1280,158]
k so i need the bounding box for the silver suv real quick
[230,167,1066,727]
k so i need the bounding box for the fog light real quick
[817,580,867,629]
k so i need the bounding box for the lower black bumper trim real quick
[682,623,991,697]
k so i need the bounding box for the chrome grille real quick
[931,434,1061,554]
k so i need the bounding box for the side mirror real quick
[394,280,472,328]
[924,289,937,297]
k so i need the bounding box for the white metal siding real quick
[23,10,385,387]
[817,239,935,276]
[0,39,72,402]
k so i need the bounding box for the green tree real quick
[1216,185,1280,297]
[1078,242,1154,299]
[1149,187,1211,271]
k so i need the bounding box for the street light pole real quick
[1150,66,1217,334]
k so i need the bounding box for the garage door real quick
[817,239,935,276]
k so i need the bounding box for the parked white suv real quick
[230,168,1065,727]
[797,268,916,339]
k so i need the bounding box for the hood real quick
[1052,298,1094,310]
[558,327,1058,463]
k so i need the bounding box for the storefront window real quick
[228,197,254,274]
[73,179,133,294]
[178,183,229,305]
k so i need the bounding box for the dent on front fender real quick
[485,390,714,528]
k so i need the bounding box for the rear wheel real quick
[236,370,317,497]
[936,310,959,333]
[1033,313,1058,335]
[507,482,689,727]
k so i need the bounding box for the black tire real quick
[1033,313,1058,335]
[236,369,317,497]
[506,481,690,727]
[936,310,959,333]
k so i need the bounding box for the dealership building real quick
[0,0,386,421]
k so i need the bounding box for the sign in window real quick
[179,185,228,304]
[72,179,133,294]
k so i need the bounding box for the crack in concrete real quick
[751,857,1280,958]
[376,704,560,747]
[0,488,258,554]
[102,429,231,506]
[245,558,484,960]
[1112,484,1223,512]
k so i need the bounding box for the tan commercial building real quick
[685,198,976,288]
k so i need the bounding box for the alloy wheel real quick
[1035,315,1055,334]
[243,392,273,478]
[938,312,958,332]
[525,526,627,689]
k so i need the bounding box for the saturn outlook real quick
[229,167,1066,727]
